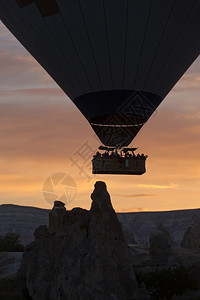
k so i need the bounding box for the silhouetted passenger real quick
[102,152,108,158]
[94,151,101,158]
[110,151,115,157]
[115,151,120,157]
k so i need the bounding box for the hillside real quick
[0,204,200,246]
[0,204,49,246]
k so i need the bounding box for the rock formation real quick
[181,218,200,251]
[120,222,137,245]
[149,225,175,262]
[21,181,138,300]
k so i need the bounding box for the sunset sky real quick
[0,21,200,212]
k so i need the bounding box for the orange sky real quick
[0,22,200,212]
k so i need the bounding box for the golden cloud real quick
[137,183,178,189]
[113,193,157,198]
[117,208,152,212]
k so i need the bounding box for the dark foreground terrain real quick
[1,183,200,299]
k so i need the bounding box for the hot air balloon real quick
[0,0,200,174]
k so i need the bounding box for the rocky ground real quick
[2,245,200,299]
[0,252,23,279]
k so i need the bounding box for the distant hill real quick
[0,204,200,246]
[117,208,200,245]
[0,204,49,246]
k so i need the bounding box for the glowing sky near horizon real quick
[0,21,200,212]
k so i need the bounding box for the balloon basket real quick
[92,147,147,175]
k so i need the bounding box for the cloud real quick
[113,193,157,198]
[137,183,178,189]
[0,51,54,90]
[117,208,152,212]
[0,87,65,97]
[0,99,92,163]
[173,73,200,92]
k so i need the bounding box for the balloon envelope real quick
[0,0,200,146]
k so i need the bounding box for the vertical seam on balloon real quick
[157,1,199,95]
[158,22,200,98]
[78,0,103,91]
[58,6,94,93]
[133,0,154,89]
[0,4,29,52]
[102,0,113,89]
[43,17,85,95]
[123,0,129,89]
[143,0,176,90]
[14,3,77,98]
[7,1,77,98]
[152,0,198,95]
